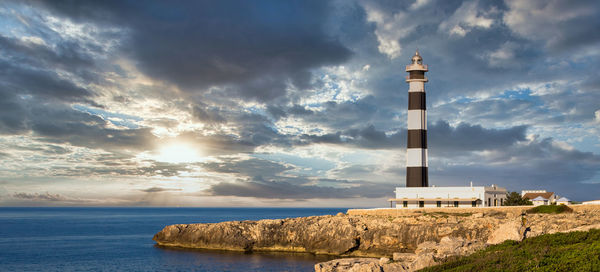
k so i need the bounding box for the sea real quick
[0,207,350,271]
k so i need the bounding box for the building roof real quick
[389,198,481,202]
[532,196,548,201]
[523,192,554,200]
[556,197,570,202]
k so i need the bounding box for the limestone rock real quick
[153,205,600,267]
[315,258,380,272]
[379,257,390,265]
[414,241,437,255]
[410,253,437,271]
[392,252,416,262]
[486,219,522,245]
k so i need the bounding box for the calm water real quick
[0,207,348,271]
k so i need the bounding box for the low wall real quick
[347,204,598,217]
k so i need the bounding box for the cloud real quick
[428,121,527,153]
[37,0,352,101]
[438,0,495,37]
[29,106,156,151]
[431,136,600,200]
[201,158,292,178]
[484,42,518,68]
[140,187,182,193]
[192,104,226,124]
[202,157,391,199]
[13,192,67,201]
[207,179,391,199]
[503,0,600,52]
[362,2,414,59]
[409,0,432,10]
[299,121,526,152]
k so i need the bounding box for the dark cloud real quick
[140,187,182,193]
[428,121,527,153]
[0,35,95,72]
[330,164,378,179]
[0,89,28,134]
[503,0,600,52]
[50,159,190,178]
[202,157,391,199]
[192,105,226,124]
[29,106,156,151]
[201,158,292,178]
[13,192,67,201]
[207,179,391,199]
[0,36,99,105]
[298,121,526,153]
[430,137,600,200]
[11,144,71,155]
[37,0,352,101]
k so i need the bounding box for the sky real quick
[0,0,599,207]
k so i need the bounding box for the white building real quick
[390,184,507,208]
[583,200,600,205]
[523,191,559,204]
[556,197,571,205]
[531,196,549,206]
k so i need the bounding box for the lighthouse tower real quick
[405,50,428,187]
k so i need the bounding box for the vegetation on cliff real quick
[420,228,600,272]
[527,204,573,214]
[503,191,533,206]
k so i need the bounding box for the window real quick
[488,198,491,207]
[436,201,441,207]
[501,198,503,206]
[494,199,497,206]
[403,201,408,208]
[453,201,459,207]
[472,201,477,207]
[418,201,424,208]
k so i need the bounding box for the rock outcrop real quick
[153,205,600,271]
[314,235,484,272]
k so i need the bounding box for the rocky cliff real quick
[153,205,600,260]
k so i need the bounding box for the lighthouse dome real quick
[411,50,423,64]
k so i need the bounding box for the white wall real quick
[394,186,507,208]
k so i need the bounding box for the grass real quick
[527,204,573,214]
[419,228,600,272]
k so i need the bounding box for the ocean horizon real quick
[0,207,351,271]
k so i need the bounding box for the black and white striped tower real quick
[405,50,428,187]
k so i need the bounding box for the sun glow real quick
[155,144,204,164]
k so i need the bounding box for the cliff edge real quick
[153,205,600,258]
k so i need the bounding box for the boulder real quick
[410,253,437,271]
[486,219,522,245]
[314,258,380,272]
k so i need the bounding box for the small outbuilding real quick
[531,196,549,206]
[556,197,571,205]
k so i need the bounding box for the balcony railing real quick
[405,64,428,71]
[406,75,428,81]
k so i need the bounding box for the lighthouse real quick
[389,51,509,208]
[405,50,428,187]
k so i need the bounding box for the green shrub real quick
[527,204,573,214]
[503,191,533,206]
[419,228,600,272]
